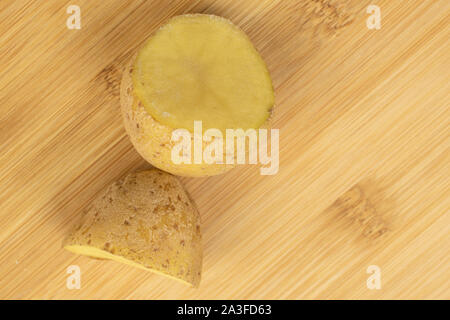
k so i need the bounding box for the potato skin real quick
[120,54,235,177]
[63,169,202,287]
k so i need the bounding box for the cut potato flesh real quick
[63,169,202,287]
[64,245,192,286]
[133,14,274,132]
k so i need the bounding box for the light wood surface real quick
[0,0,449,299]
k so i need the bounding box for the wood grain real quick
[0,0,449,299]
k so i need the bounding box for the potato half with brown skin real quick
[63,169,202,287]
[120,14,274,177]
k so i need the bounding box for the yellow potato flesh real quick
[65,245,191,286]
[133,14,274,132]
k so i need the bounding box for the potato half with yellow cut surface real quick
[120,14,274,177]
[63,169,202,287]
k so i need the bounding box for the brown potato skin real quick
[120,14,274,177]
[120,54,235,177]
[63,169,202,287]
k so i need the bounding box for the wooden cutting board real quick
[0,0,448,299]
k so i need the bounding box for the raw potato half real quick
[121,14,274,177]
[63,169,202,287]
